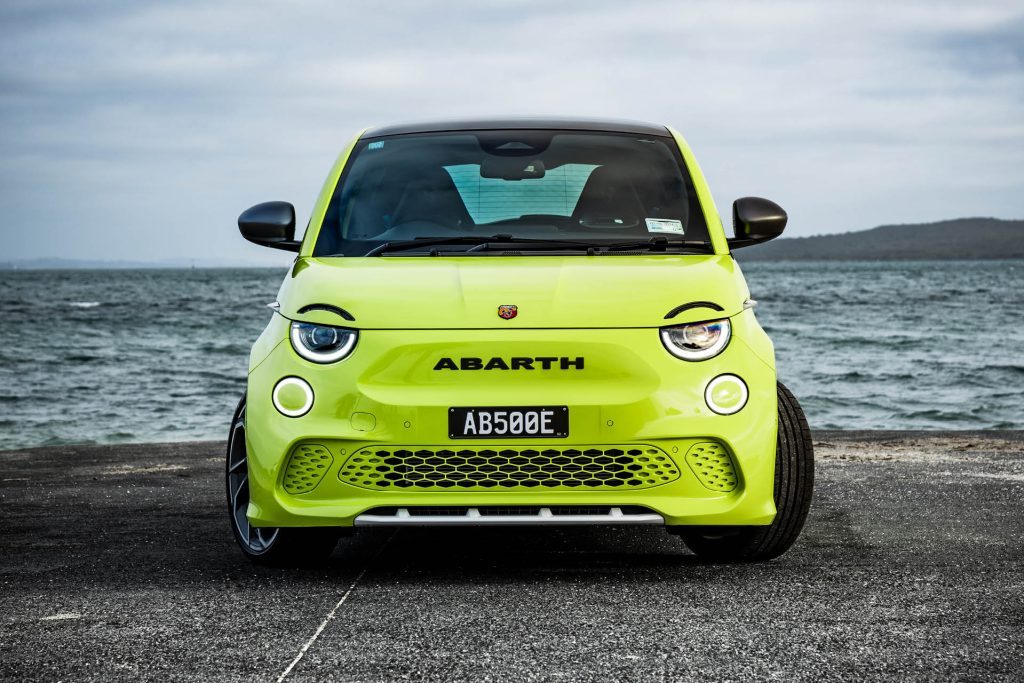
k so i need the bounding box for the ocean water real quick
[0,261,1021,450]
[747,260,1023,432]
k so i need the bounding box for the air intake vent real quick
[282,444,333,494]
[684,442,737,491]
[339,445,680,491]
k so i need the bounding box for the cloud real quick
[1,0,1022,260]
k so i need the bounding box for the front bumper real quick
[243,312,778,527]
[352,506,666,526]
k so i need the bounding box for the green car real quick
[228,118,814,565]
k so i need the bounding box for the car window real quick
[314,130,710,256]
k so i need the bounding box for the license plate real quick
[448,406,568,439]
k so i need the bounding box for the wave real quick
[68,301,101,308]
[989,364,1024,375]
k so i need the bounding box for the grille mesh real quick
[282,444,333,494]
[684,442,737,491]
[339,445,680,491]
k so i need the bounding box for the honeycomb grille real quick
[684,442,737,491]
[282,444,333,494]
[339,445,680,491]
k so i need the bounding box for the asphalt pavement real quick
[1,431,1022,681]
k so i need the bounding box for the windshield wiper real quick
[364,234,710,256]
[600,236,709,252]
[365,235,593,256]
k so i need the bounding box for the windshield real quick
[314,130,711,256]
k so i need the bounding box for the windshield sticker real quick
[368,141,385,150]
[645,218,685,235]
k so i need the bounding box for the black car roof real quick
[362,117,672,138]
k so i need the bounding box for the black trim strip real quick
[663,301,724,320]
[297,303,356,321]
[363,117,671,138]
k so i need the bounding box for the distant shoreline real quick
[4,217,1021,269]
[0,263,289,271]
[3,257,1023,272]
[4,430,1023,454]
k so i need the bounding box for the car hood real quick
[277,255,749,329]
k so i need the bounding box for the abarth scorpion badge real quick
[498,305,518,320]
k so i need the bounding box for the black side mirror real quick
[238,201,300,252]
[729,197,787,249]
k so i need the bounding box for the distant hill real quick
[737,217,1024,261]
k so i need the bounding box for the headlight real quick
[705,374,748,415]
[660,318,731,361]
[289,321,357,363]
[272,376,314,417]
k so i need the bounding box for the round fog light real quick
[272,377,314,418]
[705,374,748,415]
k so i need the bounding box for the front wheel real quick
[226,396,340,566]
[673,382,815,562]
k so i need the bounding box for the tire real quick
[226,396,341,566]
[675,381,814,562]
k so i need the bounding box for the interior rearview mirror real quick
[729,197,787,249]
[480,157,546,180]
[238,201,300,252]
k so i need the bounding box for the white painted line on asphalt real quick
[277,531,397,682]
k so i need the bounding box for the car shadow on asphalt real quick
[315,526,752,580]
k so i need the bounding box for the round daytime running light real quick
[660,318,731,361]
[705,374,749,416]
[290,321,358,363]
[272,376,314,418]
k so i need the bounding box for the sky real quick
[1,0,1022,264]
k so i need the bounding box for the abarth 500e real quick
[227,117,814,564]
